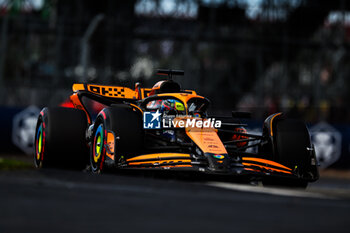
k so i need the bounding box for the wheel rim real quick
[92,124,104,169]
[35,123,44,163]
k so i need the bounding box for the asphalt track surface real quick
[1,169,350,233]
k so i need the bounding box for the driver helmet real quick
[160,99,185,115]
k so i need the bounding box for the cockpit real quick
[144,96,210,118]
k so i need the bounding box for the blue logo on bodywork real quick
[143,110,162,129]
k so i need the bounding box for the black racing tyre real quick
[90,105,143,173]
[34,107,89,169]
[274,119,310,170]
[263,119,311,188]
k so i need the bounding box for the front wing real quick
[113,152,315,181]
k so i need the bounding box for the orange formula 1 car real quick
[34,69,319,188]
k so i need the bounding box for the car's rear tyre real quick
[34,107,88,169]
[263,119,311,188]
[90,105,143,173]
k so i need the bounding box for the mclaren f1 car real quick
[34,69,319,188]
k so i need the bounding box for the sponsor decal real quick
[204,137,214,141]
[87,85,126,98]
[213,154,225,159]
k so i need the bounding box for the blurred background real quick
[0,0,349,169]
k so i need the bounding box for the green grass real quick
[0,157,33,170]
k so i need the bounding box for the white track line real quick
[207,182,334,199]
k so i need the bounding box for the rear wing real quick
[73,84,138,100]
[72,83,197,101]
[72,83,155,100]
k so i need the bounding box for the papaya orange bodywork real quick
[270,112,282,136]
[242,162,292,174]
[127,153,191,162]
[242,157,292,171]
[128,159,192,166]
[185,128,227,154]
[70,93,91,124]
[106,132,115,160]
